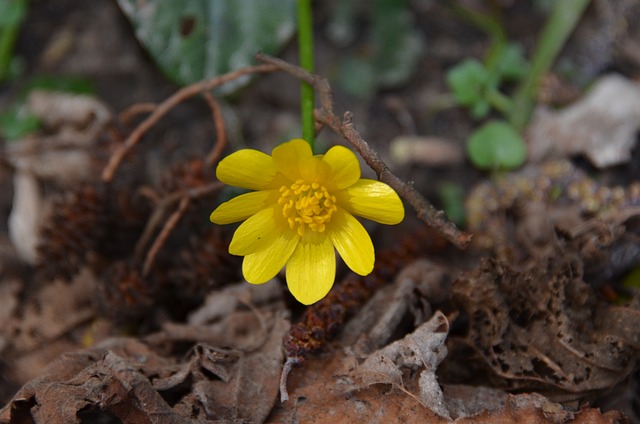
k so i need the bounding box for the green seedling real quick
[467,120,526,171]
[446,0,591,171]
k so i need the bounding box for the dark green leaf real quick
[117,0,296,92]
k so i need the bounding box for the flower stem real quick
[509,0,591,130]
[297,0,315,150]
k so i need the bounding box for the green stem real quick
[509,0,591,130]
[297,0,315,150]
[0,0,28,82]
[450,3,506,71]
[485,88,513,115]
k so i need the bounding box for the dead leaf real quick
[8,172,43,264]
[527,74,640,168]
[341,259,450,356]
[350,311,451,419]
[4,91,110,186]
[448,256,640,399]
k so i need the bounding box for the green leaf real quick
[467,120,527,170]
[371,0,424,88]
[438,182,466,226]
[446,59,490,107]
[24,75,94,95]
[497,42,528,80]
[0,106,40,140]
[0,0,28,27]
[117,0,296,92]
[338,56,376,99]
[332,0,424,98]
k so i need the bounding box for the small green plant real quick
[446,0,591,171]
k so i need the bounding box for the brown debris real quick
[447,255,640,399]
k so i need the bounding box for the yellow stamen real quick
[278,179,337,236]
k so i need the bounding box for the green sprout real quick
[446,0,591,171]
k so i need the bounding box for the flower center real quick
[278,179,338,236]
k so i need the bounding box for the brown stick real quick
[134,182,224,270]
[255,53,472,249]
[142,196,191,277]
[102,63,278,182]
[202,91,228,167]
[119,102,157,125]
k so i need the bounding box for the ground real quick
[1,0,639,423]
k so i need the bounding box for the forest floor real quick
[1,1,640,423]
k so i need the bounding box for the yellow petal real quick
[322,145,361,190]
[229,206,286,256]
[328,208,374,276]
[336,179,404,224]
[210,190,277,225]
[243,231,299,284]
[216,149,278,190]
[285,232,336,305]
[299,155,330,183]
[272,139,312,181]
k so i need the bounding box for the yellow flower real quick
[210,139,404,305]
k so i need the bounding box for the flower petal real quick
[272,139,312,181]
[336,179,405,224]
[210,190,277,225]
[229,206,286,256]
[328,208,374,276]
[299,155,330,183]
[285,232,336,305]
[242,230,299,284]
[216,149,278,190]
[322,145,361,190]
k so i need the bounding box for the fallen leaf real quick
[527,74,640,168]
[350,311,451,419]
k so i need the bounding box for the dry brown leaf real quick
[341,259,449,355]
[7,269,96,353]
[448,256,640,399]
[527,74,640,168]
[190,315,289,423]
[349,311,451,419]
[5,91,110,186]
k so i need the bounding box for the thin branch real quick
[203,91,228,167]
[256,53,472,249]
[102,63,278,182]
[134,182,224,266]
[143,196,191,277]
[119,102,157,125]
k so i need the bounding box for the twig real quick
[256,53,472,249]
[279,357,301,402]
[142,195,191,277]
[203,91,228,167]
[119,102,157,125]
[134,182,223,268]
[102,63,278,182]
